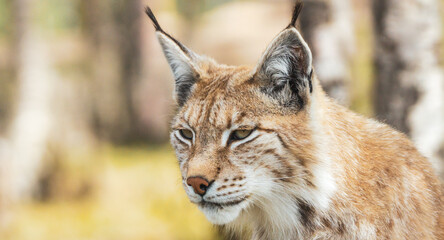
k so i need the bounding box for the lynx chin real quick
[146,2,443,239]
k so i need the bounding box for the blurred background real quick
[0,0,443,239]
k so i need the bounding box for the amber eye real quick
[231,129,253,141]
[179,129,193,140]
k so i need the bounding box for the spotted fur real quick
[147,2,443,240]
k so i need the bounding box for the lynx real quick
[146,3,443,239]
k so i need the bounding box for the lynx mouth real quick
[199,198,246,209]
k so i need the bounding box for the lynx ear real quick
[254,2,313,109]
[145,7,200,106]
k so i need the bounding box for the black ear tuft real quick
[145,6,162,31]
[145,6,192,56]
[288,1,304,28]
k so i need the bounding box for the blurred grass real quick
[1,146,219,240]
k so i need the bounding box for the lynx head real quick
[146,2,334,226]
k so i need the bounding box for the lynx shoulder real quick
[146,3,444,239]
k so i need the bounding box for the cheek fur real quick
[231,133,303,185]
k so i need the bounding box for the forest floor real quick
[0,146,219,240]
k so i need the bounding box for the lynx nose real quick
[187,176,210,196]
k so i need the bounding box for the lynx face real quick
[170,66,315,224]
[145,4,320,225]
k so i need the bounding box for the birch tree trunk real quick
[7,0,55,200]
[373,0,444,179]
[299,0,355,105]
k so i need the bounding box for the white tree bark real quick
[373,0,444,179]
[299,0,355,105]
[8,35,55,200]
[1,0,55,204]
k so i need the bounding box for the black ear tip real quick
[145,6,162,31]
[288,0,304,28]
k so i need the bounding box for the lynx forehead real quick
[146,2,443,239]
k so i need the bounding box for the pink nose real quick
[187,176,209,195]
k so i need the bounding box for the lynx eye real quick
[231,129,253,141]
[179,129,193,140]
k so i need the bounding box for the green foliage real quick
[350,13,374,117]
[36,0,80,32]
